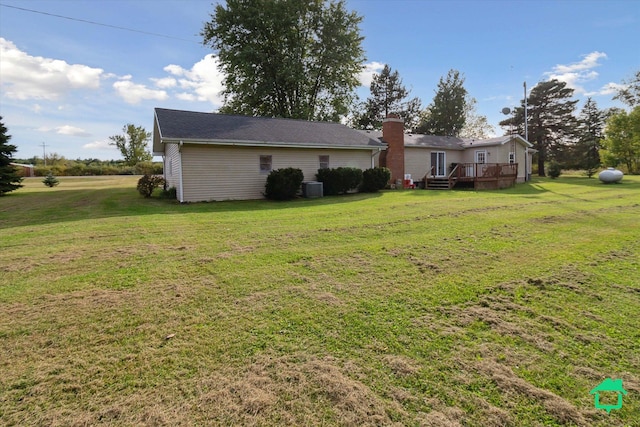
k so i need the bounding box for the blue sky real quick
[0,0,638,161]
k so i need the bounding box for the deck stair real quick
[426,177,454,190]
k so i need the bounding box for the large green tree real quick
[415,69,468,136]
[109,124,152,167]
[602,106,640,174]
[500,80,578,176]
[202,0,365,122]
[0,117,23,196]
[352,64,421,130]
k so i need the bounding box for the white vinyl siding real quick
[179,145,372,202]
[164,143,182,201]
[403,147,463,181]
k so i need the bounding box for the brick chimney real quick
[381,114,405,185]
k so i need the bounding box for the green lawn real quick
[1,175,638,426]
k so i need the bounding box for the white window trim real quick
[475,150,487,164]
[259,155,272,173]
[319,155,330,169]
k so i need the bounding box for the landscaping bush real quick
[341,167,363,193]
[316,167,363,195]
[160,186,177,200]
[137,174,165,197]
[315,168,340,195]
[360,167,391,192]
[264,168,304,200]
[546,161,562,179]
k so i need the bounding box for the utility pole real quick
[524,81,528,142]
[41,142,48,166]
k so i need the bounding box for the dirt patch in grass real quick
[195,353,405,426]
[417,408,464,427]
[383,355,421,377]
[473,360,590,426]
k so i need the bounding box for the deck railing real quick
[453,163,518,181]
[425,163,518,190]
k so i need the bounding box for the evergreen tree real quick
[352,64,421,130]
[573,98,606,177]
[500,80,578,176]
[415,69,468,136]
[0,117,23,196]
[202,0,365,122]
[42,172,60,187]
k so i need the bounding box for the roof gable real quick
[154,108,386,151]
[461,135,533,149]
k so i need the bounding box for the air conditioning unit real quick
[302,181,323,198]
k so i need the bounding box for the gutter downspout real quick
[525,148,529,182]
[178,141,185,203]
[371,148,382,168]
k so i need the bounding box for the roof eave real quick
[160,138,386,150]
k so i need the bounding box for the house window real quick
[319,155,330,169]
[509,152,516,164]
[260,155,272,173]
[475,150,487,164]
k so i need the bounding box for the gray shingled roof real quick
[404,134,466,150]
[358,131,465,150]
[357,130,532,150]
[154,108,386,149]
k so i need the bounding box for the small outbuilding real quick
[9,163,35,177]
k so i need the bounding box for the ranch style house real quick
[153,108,535,202]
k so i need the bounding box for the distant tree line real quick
[12,122,160,178]
[12,156,163,177]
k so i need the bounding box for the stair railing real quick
[447,163,460,189]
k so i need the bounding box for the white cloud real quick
[585,82,626,97]
[544,51,607,94]
[162,54,224,105]
[83,140,113,150]
[35,125,91,137]
[113,79,169,104]
[0,37,103,100]
[552,51,607,73]
[359,61,385,87]
[151,77,177,88]
[176,92,197,101]
[57,125,91,137]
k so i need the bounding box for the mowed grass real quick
[1,175,639,426]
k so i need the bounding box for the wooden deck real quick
[425,163,518,190]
